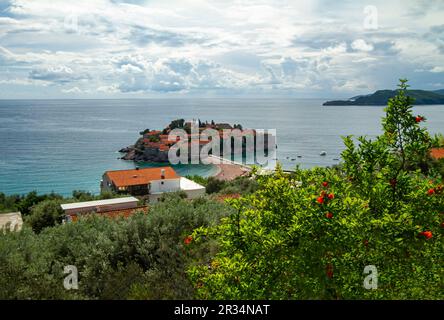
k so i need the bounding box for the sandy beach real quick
[205,155,251,181]
[214,164,250,181]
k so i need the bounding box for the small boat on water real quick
[291,158,296,161]
[320,151,327,156]
[297,155,302,158]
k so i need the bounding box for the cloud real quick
[351,39,374,52]
[0,45,15,63]
[112,55,257,93]
[29,66,90,84]
[0,0,443,97]
[430,66,444,73]
[322,42,348,55]
[61,86,82,93]
[127,25,207,48]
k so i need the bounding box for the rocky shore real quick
[119,143,169,162]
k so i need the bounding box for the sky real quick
[0,0,443,99]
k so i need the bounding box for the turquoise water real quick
[0,99,443,196]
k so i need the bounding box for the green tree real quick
[72,190,95,201]
[26,199,65,233]
[188,80,444,299]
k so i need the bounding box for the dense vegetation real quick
[0,190,122,233]
[0,80,443,299]
[189,80,443,299]
[0,194,234,299]
[186,175,259,196]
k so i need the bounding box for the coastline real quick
[214,164,250,181]
[206,155,252,181]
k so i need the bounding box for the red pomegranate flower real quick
[389,179,397,187]
[419,231,433,240]
[322,181,328,187]
[423,231,433,239]
[184,235,193,245]
[363,239,369,247]
[328,193,335,200]
[427,188,435,195]
[415,116,424,123]
[325,212,333,219]
[317,196,325,204]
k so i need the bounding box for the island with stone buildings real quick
[119,119,273,164]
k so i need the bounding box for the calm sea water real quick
[0,99,443,196]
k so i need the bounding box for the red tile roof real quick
[105,167,179,187]
[147,130,161,136]
[431,148,444,160]
[216,193,241,203]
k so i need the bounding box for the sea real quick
[0,99,443,196]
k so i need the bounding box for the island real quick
[119,119,273,164]
[323,89,444,106]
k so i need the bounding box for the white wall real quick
[64,201,138,215]
[149,178,181,194]
[183,188,206,199]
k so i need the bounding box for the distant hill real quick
[323,89,444,106]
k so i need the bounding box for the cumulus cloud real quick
[351,39,374,52]
[112,56,257,93]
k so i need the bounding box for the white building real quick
[0,212,23,232]
[61,197,139,216]
[101,166,205,202]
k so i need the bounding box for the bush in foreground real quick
[0,195,234,299]
[188,80,444,299]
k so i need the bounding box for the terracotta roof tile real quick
[105,167,179,187]
[431,148,444,160]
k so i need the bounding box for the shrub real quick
[26,199,65,233]
[0,196,234,299]
[72,190,95,202]
[205,177,226,194]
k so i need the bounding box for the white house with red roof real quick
[101,166,205,202]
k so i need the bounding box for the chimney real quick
[136,167,139,170]
[161,168,165,179]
